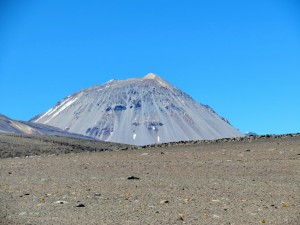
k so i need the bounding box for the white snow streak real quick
[40,97,72,121]
[51,98,78,118]
[35,107,55,122]
[42,97,78,123]
[107,79,115,83]
[133,133,136,140]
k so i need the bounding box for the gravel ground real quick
[0,134,299,224]
[0,134,131,158]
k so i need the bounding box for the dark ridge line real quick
[2,132,300,149]
[138,133,300,149]
[1,132,299,159]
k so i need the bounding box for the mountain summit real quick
[32,74,243,145]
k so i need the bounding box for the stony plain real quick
[0,133,299,224]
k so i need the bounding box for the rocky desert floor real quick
[0,134,299,224]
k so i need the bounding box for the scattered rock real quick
[54,201,68,204]
[127,176,140,180]
[76,203,86,207]
[94,193,101,196]
[184,198,192,203]
[20,193,30,197]
[179,213,187,220]
[160,200,169,205]
[39,195,48,203]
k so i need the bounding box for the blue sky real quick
[1,0,300,135]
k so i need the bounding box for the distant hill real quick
[0,114,94,140]
[245,132,258,136]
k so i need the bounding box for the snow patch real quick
[133,133,136,140]
[43,98,78,123]
[51,98,78,118]
[106,79,115,83]
[40,97,72,120]
[35,107,55,122]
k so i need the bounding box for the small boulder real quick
[127,176,140,180]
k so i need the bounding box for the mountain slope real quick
[0,114,94,140]
[32,74,243,145]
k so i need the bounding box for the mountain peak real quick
[32,74,243,145]
[144,73,159,79]
[143,73,168,87]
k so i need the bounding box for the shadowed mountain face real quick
[32,74,243,145]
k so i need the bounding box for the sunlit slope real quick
[0,114,94,140]
[32,74,243,145]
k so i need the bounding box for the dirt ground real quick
[0,134,299,224]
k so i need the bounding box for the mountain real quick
[245,132,258,137]
[31,73,243,145]
[0,114,94,140]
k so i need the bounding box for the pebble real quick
[127,176,140,180]
[160,200,169,205]
[54,201,68,204]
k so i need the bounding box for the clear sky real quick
[1,0,300,135]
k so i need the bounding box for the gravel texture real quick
[0,134,300,224]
